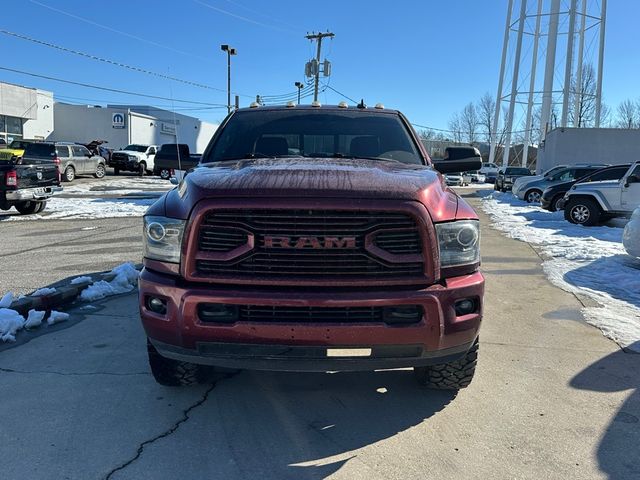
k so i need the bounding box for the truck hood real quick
[115,150,145,157]
[159,158,470,223]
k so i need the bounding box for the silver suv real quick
[23,142,106,182]
[564,162,640,225]
[514,164,609,203]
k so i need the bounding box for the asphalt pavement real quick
[1,190,639,480]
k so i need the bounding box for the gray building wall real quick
[0,82,54,141]
[537,128,640,173]
[51,103,218,152]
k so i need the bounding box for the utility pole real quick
[220,44,237,114]
[305,31,334,102]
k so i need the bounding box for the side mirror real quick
[625,175,639,187]
[433,146,482,174]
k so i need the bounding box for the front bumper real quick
[5,186,62,201]
[139,267,484,372]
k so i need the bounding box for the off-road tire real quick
[525,189,542,203]
[138,162,146,177]
[147,339,209,386]
[15,201,42,215]
[34,201,47,213]
[113,167,120,175]
[94,163,106,179]
[414,339,479,390]
[565,197,601,226]
[63,166,75,182]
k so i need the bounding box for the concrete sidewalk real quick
[1,193,639,480]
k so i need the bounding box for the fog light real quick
[382,305,422,325]
[198,304,239,323]
[454,298,477,316]
[146,296,167,315]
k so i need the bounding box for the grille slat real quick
[195,209,424,279]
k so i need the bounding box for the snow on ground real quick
[480,191,640,352]
[0,308,69,342]
[31,287,56,297]
[61,177,173,196]
[79,263,140,302]
[623,207,640,258]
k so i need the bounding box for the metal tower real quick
[488,0,607,169]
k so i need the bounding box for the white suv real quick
[564,162,640,225]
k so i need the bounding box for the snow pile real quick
[79,263,140,302]
[0,292,13,308]
[31,287,56,297]
[70,276,93,285]
[0,308,68,342]
[623,207,640,258]
[481,191,640,352]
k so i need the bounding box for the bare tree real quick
[460,102,479,143]
[418,128,436,142]
[477,92,496,143]
[616,99,639,128]
[447,113,464,143]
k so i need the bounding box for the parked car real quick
[494,167,533,192]
[0,148,61,215]
[109,144,158,176]
[484,170,498,184]
[140,105,484,390]
[23,142,106,182]
[513,164,609,203]
[465,171,486,183]
[479,162,499,176]
[540,165,631,211]
[0,139,37,162]
[512,164,567,194]
[623,207,640,257]
[153,144,201,180]
[564,161,640,225]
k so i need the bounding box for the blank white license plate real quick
[326,348,372,357]
[34,188,46,195]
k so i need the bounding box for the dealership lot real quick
[1,193,638,480]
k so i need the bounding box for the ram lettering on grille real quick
[263,235,356,249]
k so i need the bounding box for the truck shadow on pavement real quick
[206,369,458,479]
[570,349,640,479]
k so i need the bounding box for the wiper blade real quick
[216,153,302,161]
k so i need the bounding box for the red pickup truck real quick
[139,104,484,389]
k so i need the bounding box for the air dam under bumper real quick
[139,268,484,372]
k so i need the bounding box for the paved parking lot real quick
[1,192,638,480]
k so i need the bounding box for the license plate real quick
[34,188,46,195]
[326,348,372,357]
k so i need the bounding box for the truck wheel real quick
[414,339,478,390]
[525,189,542,203]
[493,182,499,191]
[160,168,171,180]
[138,162,146,177]
[147,339,209,386]
[14,201,42,215]
[113,167,120,175]
[94,163,106,179]
[63,166,75,182]
[551,195,564,212]
[565,198,601,226]
[34,201,47,213]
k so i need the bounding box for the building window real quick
[0,115,24,143]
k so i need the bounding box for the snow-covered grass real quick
[480,191,640,352]
[79,263,139,301]
[623,207,640,258]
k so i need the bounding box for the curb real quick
[6,263,143,316]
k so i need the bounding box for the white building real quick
[0,81,54,143]
[51,103,217,153]
[537,127,640,173]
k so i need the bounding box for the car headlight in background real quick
[143,216,185,263]
[128,155,138,161]
[435,220,480,269]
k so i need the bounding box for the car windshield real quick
[506,168,530,175]
[123,145,148,152]
[203,109,424,165]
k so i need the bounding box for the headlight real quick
[435,220,480,268]
[128,155,138,161]
[143,216,185,263]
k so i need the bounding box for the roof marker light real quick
[311,100,321,107]
[249,102,260,108]
[286,101,296,108]
[374,103,385,109]
[338,101,348,108]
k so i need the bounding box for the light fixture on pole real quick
[220,44,237,114]
[294,82,304,104]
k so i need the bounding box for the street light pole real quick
[294,82,304,104]
[220,44,237,114]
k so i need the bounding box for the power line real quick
[194,0,298,34]
[324,85,358,104]
[28,0,209,61]
[222,0,299,30]
[0,66,227,106]
[0,29,250,96]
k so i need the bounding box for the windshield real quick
[123,144,148,152]
[506,168,531,175]
[203,109,424,165]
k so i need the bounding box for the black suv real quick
[494,167,533,192]
[540,164,632,211]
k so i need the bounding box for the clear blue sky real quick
[1,0,638,129]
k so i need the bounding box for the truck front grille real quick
[193,209,425,282]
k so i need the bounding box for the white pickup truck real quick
[108,144,158,176]
[564,161,640,226]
